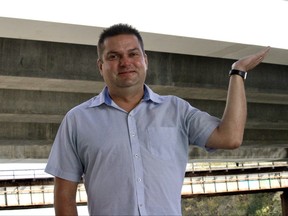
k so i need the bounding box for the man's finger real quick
[257,46,270,60]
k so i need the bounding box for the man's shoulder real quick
[146,85,186,104]
[67,95,99,115]
[160,94,187,104]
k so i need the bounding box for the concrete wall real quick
[0,37,287,161]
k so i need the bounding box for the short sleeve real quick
[45,112,84,182]
[187,109,221,152]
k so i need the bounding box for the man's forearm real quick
[54,177,79,216]
[220,74,247,147]
[54,198,78,216]
[206,74,247,149]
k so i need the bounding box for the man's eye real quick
[107,54,119,60]
[130,52,139,57]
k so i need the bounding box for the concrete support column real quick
[281,189,288,216]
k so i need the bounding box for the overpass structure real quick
[0,17,287,161]
[0,17,287,213]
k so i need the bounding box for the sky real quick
[0,0,288,50]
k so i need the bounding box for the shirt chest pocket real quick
[147,127,181,161]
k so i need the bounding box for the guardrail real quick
[0,161,287,208]
[182,170,288,196]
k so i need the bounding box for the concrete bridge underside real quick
[0,18,287,162]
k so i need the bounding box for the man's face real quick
[97,34,148,90]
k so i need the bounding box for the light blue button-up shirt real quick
[45,85,220,216]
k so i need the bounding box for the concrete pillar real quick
[281,190,288,216]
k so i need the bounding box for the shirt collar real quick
[143,84,163,103]
[88,84,163,108]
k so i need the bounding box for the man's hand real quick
[232,46,270,72]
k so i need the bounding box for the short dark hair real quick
[97,23,145,59]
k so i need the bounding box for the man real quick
[45,23,270,215]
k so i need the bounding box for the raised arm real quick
[54,177,79,216]
[206,47,270,149]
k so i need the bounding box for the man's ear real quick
[144,53,148,70]
[97,59,103,76]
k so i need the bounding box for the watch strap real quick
[229,69,247,80]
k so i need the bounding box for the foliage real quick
[181,192,282,216]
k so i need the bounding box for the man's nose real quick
[119,55,131,66]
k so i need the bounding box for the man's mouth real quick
[119,70,135,75]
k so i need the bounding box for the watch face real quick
[243,72,247,79]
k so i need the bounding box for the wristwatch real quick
[229,69,247,80]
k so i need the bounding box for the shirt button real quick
[134,154,139,158]
[137,178,142,182]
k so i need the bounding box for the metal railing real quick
[0,161,287,208]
